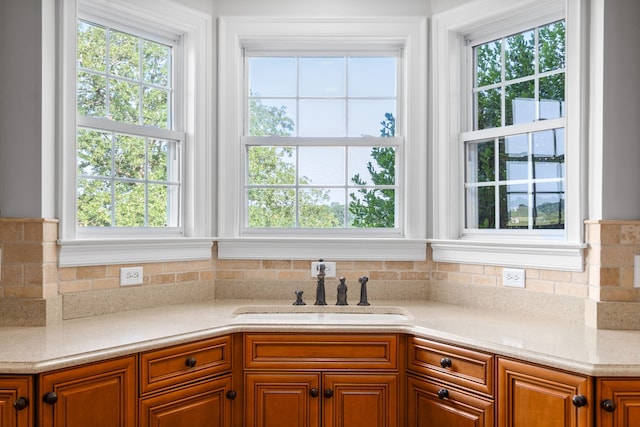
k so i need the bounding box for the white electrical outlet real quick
[634,255,640,288]
[503,268,525,288]
[120,267,143,286]
[310,261,337,277]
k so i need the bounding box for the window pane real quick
[466,139,494,183]
[109,30,140,80]
[114,135,145,179]
[115,181,145,226]
[299,188,344,228]
[148,139,169,181]
[475,40,501,87]
[77,178,112,226]
[505,29,534,80]
[143,40,170,87]
[349,146,395,186]
[539,74,565,120]
[348,57,397,97]
[534,192,564,229]
[247,188,296,227]
[466,186,495,229]
[533,129,564,180]
[506,80,535,125]
[77,72,107,117]
[78,21,106,72]
[299,57,345,97]
[504,186,528,228]
[77,129,112,177]
[299,100,345,136]
[248,146,296,185]
[109,79,140,124]
[249,57,297,97]
[248,98,296,136]
[539,21,566,73]
[299,147,344,185]
[476,88,501,130]
[348,100,396,137]
[348,189,395,228]
[148,184,169,226]
[143,86,169,128]
[499,134,528,181]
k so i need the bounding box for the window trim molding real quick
[57,0,214,266]
[430,0,588,271]
[218,16,427,260]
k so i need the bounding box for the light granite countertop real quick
[1,299,640,376]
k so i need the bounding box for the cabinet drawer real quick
[244,333,398,370]
[408,336,494,396]
[140,335,232,395]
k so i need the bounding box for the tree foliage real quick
[348,113,396,228]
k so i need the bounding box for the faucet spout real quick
[314,259,327,305]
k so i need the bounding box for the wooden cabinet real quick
[0,376,32,427]
[406,337,494,427]
[243,333,400,427]
[139,335,239,427]
[596,378,640,427]
[38,355,136,427]
[497,357,593,427]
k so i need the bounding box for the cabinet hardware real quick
[226,390,237,400]
[572,394,588,407]
[437,388,449,399]
[324,388,334,398]
[440,357,452,368]
[43,392,58,405]
[185,357,197,368]
[601,399,616,412]
[310,388,320,398]
[12,397,29,410]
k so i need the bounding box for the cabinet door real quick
[39,356,136,427]
[140,374,233,427]
[323,373,398,427]
[498,358,593,427]
[0,377,32,427]
[245,372,320,427]
[597,378,640,427]
[407,375,493,427]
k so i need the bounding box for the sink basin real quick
[231,305,411,324]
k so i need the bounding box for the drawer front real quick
[140,335,232,395]
[244,333,398,370]
[408,336,494,396]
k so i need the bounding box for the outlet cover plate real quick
[503,268,525,288]
[120,267,143,286]
[311,261,336,277]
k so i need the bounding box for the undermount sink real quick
[231,305,411,324]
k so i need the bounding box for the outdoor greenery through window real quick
[76,19,182,229]
[465,19,565,231]
[244,54,401,230]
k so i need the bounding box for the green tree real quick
[348,113,396,228]
[247,98,340,228]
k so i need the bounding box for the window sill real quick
[217,238,427,261]
[429,239,586,271]
[58,238,214,267]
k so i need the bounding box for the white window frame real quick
[430,0,588,271]
[57,0,213,266]
[217,17,427,260]
[242,50,403,236]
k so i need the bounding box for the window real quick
[464,20,566,233]
[218,17,427,260]
[430,0,587,270]
[243,53,401,232]
[76,19,183,230]
[58,0,213,266]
